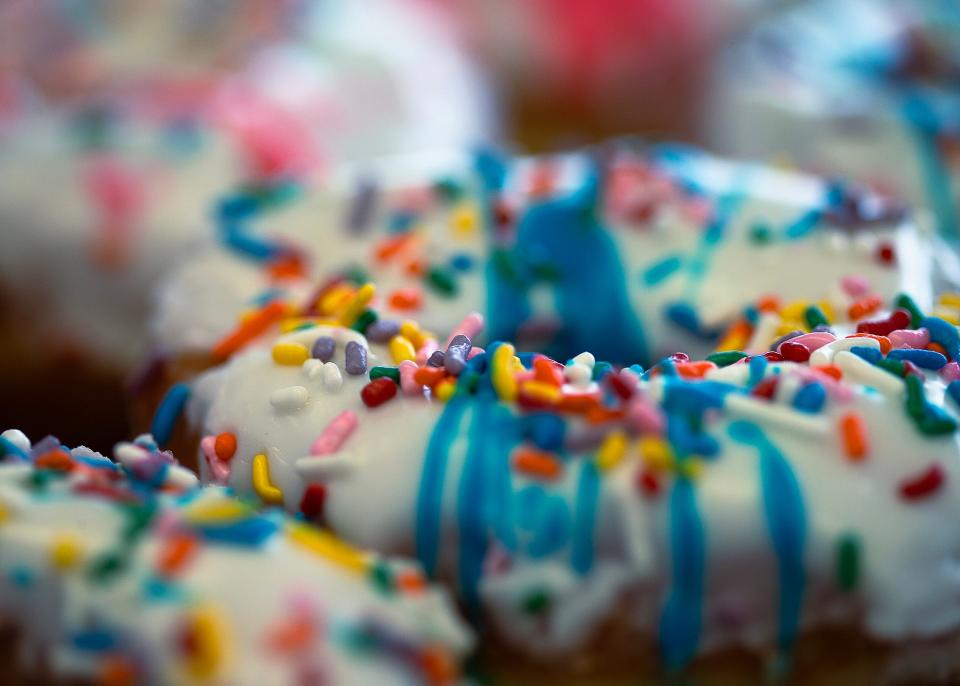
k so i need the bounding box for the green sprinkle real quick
[87,552,127,583]
[491,248,525,287]
[369,560,393,594]
[351,309,378,334]
[433,177,464,202]
[904,375,927,421]
[804,305,830,329]
[458,371,480,395]
[425,266,458,297]
[836,534,860,591]
[520,589,551,615]
[919,412,958,436]
[707,351,749,367]
[875,358,906,378]
[895,293,924,328]
[750,223,772,245]
[121,504,157,543]
[370,366,401,383]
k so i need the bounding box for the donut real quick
[0,428,470,685]
[178,289,960,680]
[707,0,960,245]
[143,141,934,443]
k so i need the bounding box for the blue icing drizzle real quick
[782,207,822,240]
[643,254,684,286]
[901,92,958,241]
[570,461,601,575]
[659,477,706,670]
[728,421,807,652]
[484,163,650,365]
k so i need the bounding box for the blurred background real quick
[1,0,957,449]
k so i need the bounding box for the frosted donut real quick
[0,429,470,685]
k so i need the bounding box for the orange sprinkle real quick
[35,450,74,472]
[395,570,427,593]
[405,258,426,277]
[557,393,601,414]
[757,294,782,313]
[585,407,626,424]
[265,254,306,281]
[846,332,892,354]
[265,618,314,653]
[533,356,565,386]
[388,287,423,311]
[98,656,138,686]
[374,233,417,262]
[513,448,563,480]
[811,364,843,381]
[419,646,459,686]
[928,341,948,356]
[847,295,884,321]
[413,366,447,387]
[675,361,717,379]
[213,433,237,462]
[839,413,869,461]
[211,300,287,361]
[157,534,198,576]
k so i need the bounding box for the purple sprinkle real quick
[312,336,336,362]
[427,350,446,367]
[444,334,471,375]
[366,319,400,343]
[344,341,368,375]
[812,324,834,334]
[345,176,379,234]
[769,330,804,352]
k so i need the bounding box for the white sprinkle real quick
[302,358,323,379]
[0,429,30,453]
[270,386,310,413]
[833,351,904,397]
[167,465,200,489]
[114,442,148,467]
[321,362,343,392]
[724,393,829,436]
[295,453,355,481]
[810,336,880,367]
[572,352,596,369]
[745,313,781,355]
[564,362,593,388]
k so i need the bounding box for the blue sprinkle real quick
[946,381,960,409]
[524,414,566,452]
[9,566,32,587]
[642,255,683,286]
[850,346,883,364]
[388,210,418,233]
[921,317,960,361]
[151,383,191,448]
[887,348,948,370]
[450,253,475,272]
[0,437,29,461]
[783,207,821,240]
[743,305,760,325]
[792,382,827,413]
[71,629,118,653]
[194,516,280,547]
[749,355,768,387]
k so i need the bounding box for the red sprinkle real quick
[779,341,811,362]
[605,372,634,400]
[900,462,946,500]
[763,351,785,363]
[875,241,896,266]
[857,309,910,337]
[213,433,237,462]
[636,469,661,497]
[299,484,327,519]
[35,450,75,472]
[899,463,945,501]
[752,377,779,400]
[361,378,398,408]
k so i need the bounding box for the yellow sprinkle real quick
[183,606,228,680]
[251,454,284,505]
[716,332,748,353]
[287,522,370,575]
[337,282,376,327]
[933,307,960,325]
[399,321,425,349]
[520,380,561,404]
[50,534,82,570]
[938,293,960,308]
[272,342,309,366]
[780,301,808,322]
[0,506,8,525]
[389,335,417,364]
[817,300,835,323]
[638,436,673,472]
[279,317,337,333]
[492,343,518,401]
[451,202,479,235]
[596,431,628,472]
[182,498,252,525]
[679,457,706,481]
[318,284,355,316]
[776,322,804,337]
[434,379,457,402]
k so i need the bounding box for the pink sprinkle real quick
[789,332,836,352]
[888,328,930,349]
[841,275,870,298]
[794,366,854,402]
[942,361,960,382]
[467,346,485,359]
[398,360,421,396]
[415,338,439,366]
[200,435,231,484]
[626,398,665,434]
[444,312,485,349]
[310,411,358,456]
